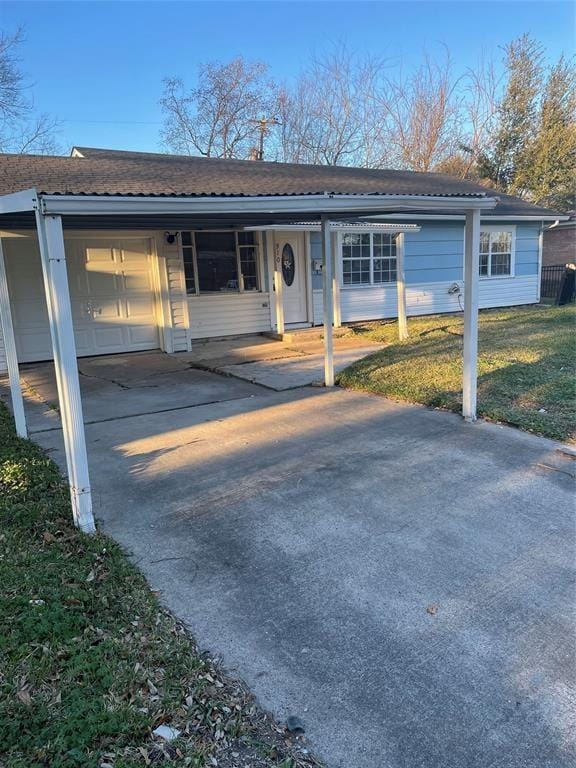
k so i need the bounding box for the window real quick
[479,229,514,278]
[181,231,260,295]
[341,232,397,286]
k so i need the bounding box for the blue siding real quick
[314,220,540,287]
[515,262,538,276]
[515,224,540,270]
[400,221,541,284]
[404,222,463,284]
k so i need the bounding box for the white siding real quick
[188,293,272,339]
[326,276,540,324]
[313,289,323,325]
[340,286,399,322]
[478,275,539,307]
[155,234,190,353]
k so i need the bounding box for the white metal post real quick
[396,232,408,341]
[273,234,285,336]
[35,211,95,533]
[332,231,341,328]
[0,239,26,438]
[321,216,334,386]
[463,209,481,422]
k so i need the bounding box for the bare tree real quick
[377,49,460,172]
[459,54,500,176]
[0,27,60,154]
[160,57,277,159]
[277,44,389,167]
[435,53,500,179]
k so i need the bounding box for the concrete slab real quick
[18,369,576,768]
[175,336,307,369]
[8,353,262,433]
[172,334,383,382]
[217,346,382,390]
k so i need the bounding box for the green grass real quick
[0,405,320,768]
[339,304,576,442]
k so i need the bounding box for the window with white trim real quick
[341,232,397,286]
[479,229,514,277]
[181,231,260,295]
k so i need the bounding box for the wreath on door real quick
[281,243,295,286]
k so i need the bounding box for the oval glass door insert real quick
[282,243,296,286]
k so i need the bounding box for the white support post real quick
[273,234,285,336]
[0,239,27,438]
[463,209,481,422]
[321,216,334,386]
[35,211,95,533]
[265,231,278,332]
[396,232,408,341]
[332,231,342,328]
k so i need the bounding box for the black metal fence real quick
[541,265,576,303]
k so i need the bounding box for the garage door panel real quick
[128,325,160,345]
[71,299,92,323]
[92,298,123,321]
[5,241,44,299]
[126,295,156,318]
[120,244,151,263]
[85,271,121,295]
[7,237,159,362]
[93,326,127,351]
[73,329,92,356]
[122,270,155,292]
[13,297,49,326]
[17,330,53,360]
[86,246,116,263]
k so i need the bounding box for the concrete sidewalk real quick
[174,332,384,390]
[4,351,574,768]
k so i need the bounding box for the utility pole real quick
[249,116,280,160]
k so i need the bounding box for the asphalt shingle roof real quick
[0,147,564,219]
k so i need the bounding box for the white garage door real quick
[6,237,160,363]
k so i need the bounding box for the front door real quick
[277,232,308,325]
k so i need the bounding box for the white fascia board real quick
[0,188,39,214]
[244,222,421,232]
[366,212,569,222]
[39,192,498,216]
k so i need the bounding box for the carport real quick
[0,186,497,533]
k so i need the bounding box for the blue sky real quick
[1,0,574,154]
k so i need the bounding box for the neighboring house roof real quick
[0,147,565,219]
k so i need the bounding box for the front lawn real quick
[340,304,575,442]
[0,405,319,768]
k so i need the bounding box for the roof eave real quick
[368,212,569,222]
[0,188,40,215]
[36,192,497,217]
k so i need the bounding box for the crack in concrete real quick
[28,393,261,433]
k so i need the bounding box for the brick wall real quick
[542,225,576,266]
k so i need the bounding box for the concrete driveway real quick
[3,349,575,768]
